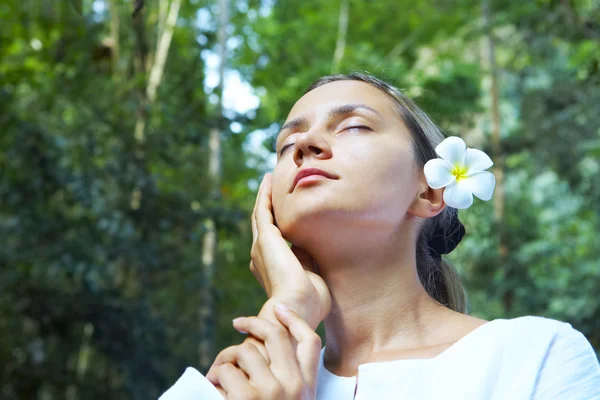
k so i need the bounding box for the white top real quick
[159,316,600,399]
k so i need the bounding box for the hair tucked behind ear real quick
[306,72,469,314]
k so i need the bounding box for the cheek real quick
[347,141,415,189]
[348,145,419,214]
[267,138,419,228]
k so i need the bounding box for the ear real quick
[407,179,446,218]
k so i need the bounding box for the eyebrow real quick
[328,103,382,119]
[276,103,383,147]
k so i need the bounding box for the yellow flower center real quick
[452,165,468,182]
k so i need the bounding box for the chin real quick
[277,208,353,249]
[276,212,322,245]
[278,215,320,245]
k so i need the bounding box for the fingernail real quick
[274,303,289,312]
[232,317,247,334]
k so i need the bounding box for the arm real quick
[161,174,328,399]
[209,173,330,391]
[232,173,330,361]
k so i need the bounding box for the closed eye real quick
[278,126,373,156]
[279,143,294,156]
[344,125,372,132]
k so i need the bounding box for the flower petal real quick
[435,136,466,166]
[424,158,456,189]
[443,180,474,209]
[464,148,493,174]
[461,171,495,201]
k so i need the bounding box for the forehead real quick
[286,80,398,122]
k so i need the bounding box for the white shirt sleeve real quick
[533,323,600,399]
[159,367,224,400]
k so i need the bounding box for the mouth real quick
[290,167,338,192]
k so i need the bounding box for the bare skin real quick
[270,80,487,377]
[209,79,488,397]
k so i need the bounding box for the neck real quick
[306,225,449,376]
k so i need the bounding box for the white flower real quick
[424,136,496,209]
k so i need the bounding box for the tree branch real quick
[331,0,349,73]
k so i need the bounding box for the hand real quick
[250,173,331,329]
[206,171,332,387]
[206,299,299,384]
[207,305,321,400]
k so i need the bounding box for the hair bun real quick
[428,209,466,260]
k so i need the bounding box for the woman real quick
[160,73,600,399]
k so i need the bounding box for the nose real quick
[292,130,332,166]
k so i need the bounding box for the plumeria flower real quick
[424,136,496,209]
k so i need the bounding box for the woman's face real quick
[271,80,423,246]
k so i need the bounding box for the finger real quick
[274,305,322,388]
[215,385,227,399]
[232,316,302,385]
[207,357,245,386]
[209,345,239,372]
[244,336,271,365]
[252,211,258,244]
[250,175,269,293]
[213,363,254,397]
[251,175,267,244]
[255,173,276,231]
[235,342,281,394]
[211,339,271,369]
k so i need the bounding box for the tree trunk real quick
[158,0,168,43]
[483,0,510,311]
[331,0,349,73]
[132,1,149,75]
[133,0,182,146]
[66,322,94,400]
[108,0,120,75]
[199,0,229,371]
[146,0,181,103]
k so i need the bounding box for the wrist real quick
[259,297,323,330]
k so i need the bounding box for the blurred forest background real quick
[1,0,599,398]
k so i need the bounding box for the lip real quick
[291,167,338,192]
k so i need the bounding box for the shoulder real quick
[503,314,571,332]
[496,315,596,362]
[497,315,579,346]
[502,316,600,399]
